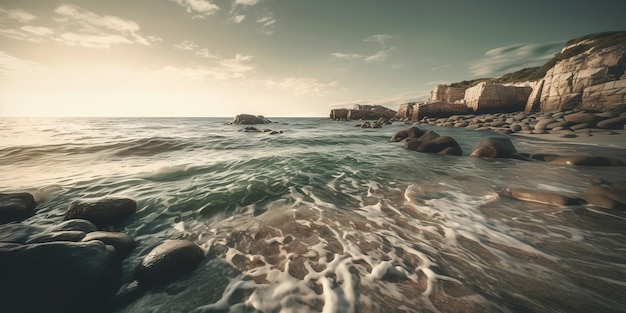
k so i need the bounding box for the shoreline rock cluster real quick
[389,125,626,211]
[412,109,626,138]
[0,196,205,313]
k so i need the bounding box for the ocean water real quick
[1,117,626,313]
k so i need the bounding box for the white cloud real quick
[169,0,219,18]
[195,48,219,59]
[260,77,338,96]
[330,52,364,60]
[364,48,394,64]
[469,41,564,77]
[256,14,275,35]
[158,53,255,81]
[0,50,46,75]
[173,40,199,51]
[57,32,133,49]
[20,25,54,36]
[235,0,261,5]
[0,7,36,23]
[364,34,393,47]
[231,15,245,23]
[51,4,158,48]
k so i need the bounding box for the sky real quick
[0,0,625,117]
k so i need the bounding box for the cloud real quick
[195,48,219,59]
[157,53,255,81]
[256,14,275,35]
[364,48,394,64]
[469,41,565,77]
[231,15,245,23]
[169,0,219,18]
[0,50,46,75]
[431,63,453,71]
[260,77,338,96]
[0,7,36,23]
[173,40,199,51]
[50,4,159,48]
[20,25,54,36]
[330,52,364,60]
[364,34,393,47]
[235,0,261,5]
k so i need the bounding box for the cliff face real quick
[464,82,533,113]
[429,85,467,103]
[536,39,626,112]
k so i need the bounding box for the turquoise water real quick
[1,117,626,313]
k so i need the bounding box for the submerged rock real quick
[0,193,37,224]
[82,231,136,259]
[65,198,137,228]
[389,126,425,142]
[50,219,97,233]
[469,137,517,158]
[500,188,584,206]
[135,240,204,286]
[231,114,271,125]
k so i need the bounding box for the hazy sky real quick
[1,0,625,117]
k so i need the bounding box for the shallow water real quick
[1,117,626,313]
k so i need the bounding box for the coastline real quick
[510,130,626,150]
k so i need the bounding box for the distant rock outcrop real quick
[231,114,272,125]
[330,104,396,121]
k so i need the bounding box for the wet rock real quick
[241,126,261,132]
[50,219,97,233]
[65,198,137,228]
[570,123,591,130]
[0,240,119,313]
[584,186,626,205]
[579,194,626,210]
[135,240,204,286]
[0,193,37,224]
[534,118,556,130]
[27,231,86,244]
[389,126,425,142]
[82,231,135,259]
[405,135,463,156]
[0,223,41,244]
[500,188,584,206]
[543,155,624,166]
[109,280,149,311]
[469,137,517,158]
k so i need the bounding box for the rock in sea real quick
[135,240,204,286]
[65,198,137,228]
[0,192,37,224]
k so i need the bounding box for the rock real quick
[50,219,97,233]
[231,114,271,125]
[579,194,626,210]
[82,231,135,259]
[464,83,532,113]
[564,112,599,124]
[109,280,149,311]
[389,126,425,142]
[584,186,626,205]
[469,137,517,158]
[65,198,137,228]
[135,240,204,286]
[534,118,556,130]
[0,240,119,313]
[0,223,41,243]
[241,126,261,132]
[0,193,37,224]
[27,231,86,244]
[570,123,591,130]
[543,155,624,166]
[500,188,583,206]
[596,116,626,129]
[405,135,463,156]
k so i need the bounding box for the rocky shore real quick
[0,196,204,313]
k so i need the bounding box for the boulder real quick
[564,112,599,124]
[0,193,37,224]
[50,219,97,233]
[389,126,425,142]
[405,135,463,156]
[0,223,42,244]
[135,240,204,286]
[65,198,137,228]
[0,240,119,313]
[596,116,626,129]
[82,231,136,259]
[469,137,517,158]
[27,231,86,244]
[231,114,271,125]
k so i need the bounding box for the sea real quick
[1,117,626,313]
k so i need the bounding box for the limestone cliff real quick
[534,32,626,112]
[464,82,532,113]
